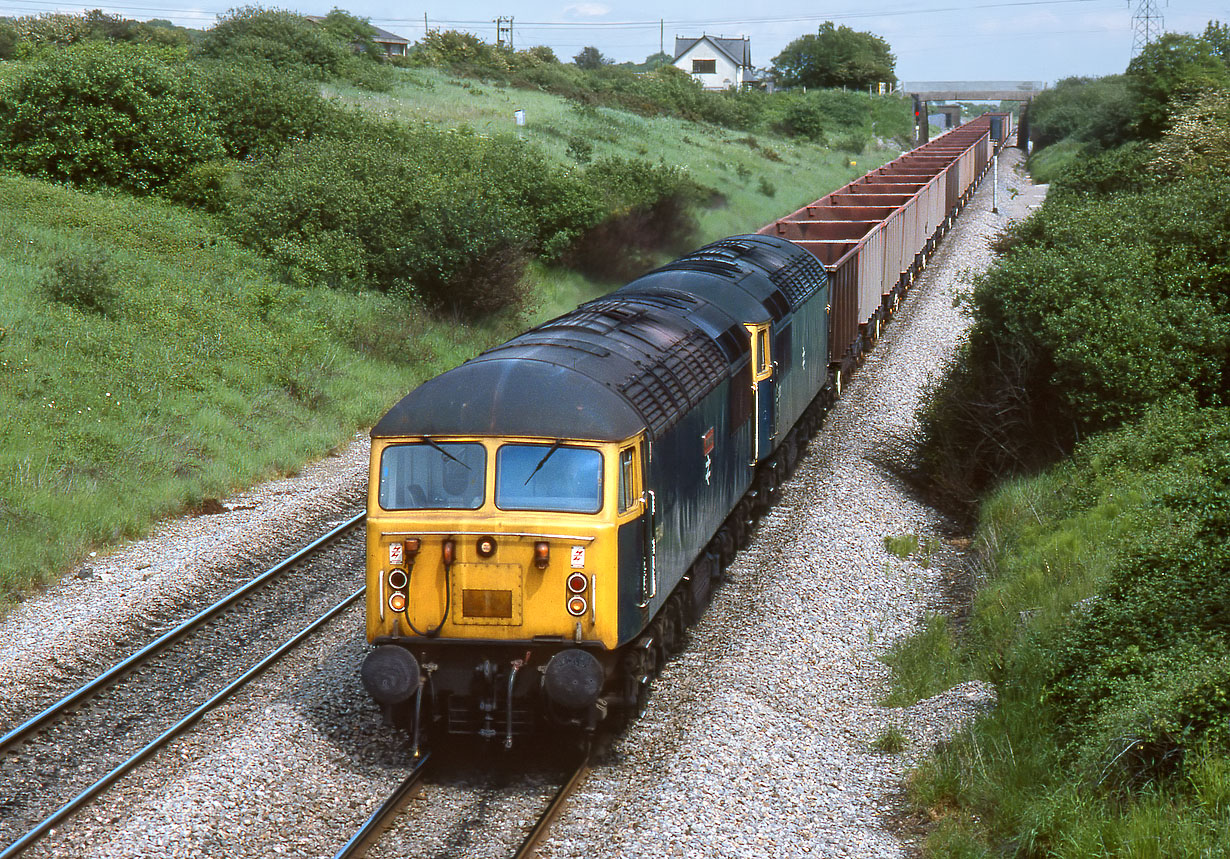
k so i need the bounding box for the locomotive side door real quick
[745,321,775,463]
[631,442,656,608]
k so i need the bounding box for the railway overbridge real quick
[902,80,1043,145]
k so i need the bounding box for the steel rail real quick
[513,751,590,859]
[332,753,432,859]
[0,511,365,754]
[0,587,366,859]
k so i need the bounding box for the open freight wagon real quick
[759,113,1013,384]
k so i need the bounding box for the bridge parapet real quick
[902,81,1044,101]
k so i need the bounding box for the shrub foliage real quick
[905,19,1230,856]
[227,127,698,315]
[0,42,224,193]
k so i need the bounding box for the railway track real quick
[333,746,589,859]
[0,513,366,857]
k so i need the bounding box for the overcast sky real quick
[4,0,1229,84]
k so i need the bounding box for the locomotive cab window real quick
[746,322,773,382]
[618,447,639,514]
[496,444,603,514]
[379,442,486,510]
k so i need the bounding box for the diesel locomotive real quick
[359,114,1013,747]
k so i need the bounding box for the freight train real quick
[359,114,1013,748]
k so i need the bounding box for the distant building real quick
[305,16,410,57]
[367,25,410,57]
[672,35,752,90]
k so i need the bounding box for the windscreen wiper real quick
[423,437,470,469]
[523,440,563,485]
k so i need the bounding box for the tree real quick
[1203,20,1230,65]
[640,51,672,70]
[318,8,381,59]
[573,45,610,70]
[772,22,895,90]
[1126,32,1230,138]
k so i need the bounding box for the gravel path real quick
[0,147,1042,859]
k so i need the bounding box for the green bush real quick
[777,98,826,140]
[42,249,119,314]
[228,131,534,316]
[918,169,1230,499]
[1046,139,1155,199]
[1039,419,1230,786]
[408,29,511,72]
[196,60,343,159]
[901,403,1230,854]
[11,12,89,47]
[0,20,18,58]
[197,6,346,79]
[562,156,699,280]
[1028,75,1136,152]
[168,159,244,212]
[0,41,224,193]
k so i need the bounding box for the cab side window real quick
[757,328,771,375]
[618,448,637,513]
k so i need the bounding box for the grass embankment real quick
[880,44,1230,855]
[1,60,904,609]
[329,68,879,248]
[887,406,1230,855]
[0,174,520,603]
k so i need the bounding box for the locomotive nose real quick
[361,645,421,705]
[543,649,604,710]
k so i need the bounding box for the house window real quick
[691,59,716,74]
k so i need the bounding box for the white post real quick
[992,152,999,214]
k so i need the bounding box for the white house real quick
[672,35,752,91]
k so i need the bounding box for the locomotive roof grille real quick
[762,288,791,322]
[617,329,727,436]
[768,255,827,306]
[705,237,828,310]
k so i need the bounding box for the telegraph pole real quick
[495,16,514,49]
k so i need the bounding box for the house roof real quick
[370,25,409,45]
[673,35,751,69]
[303,15,409,45]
